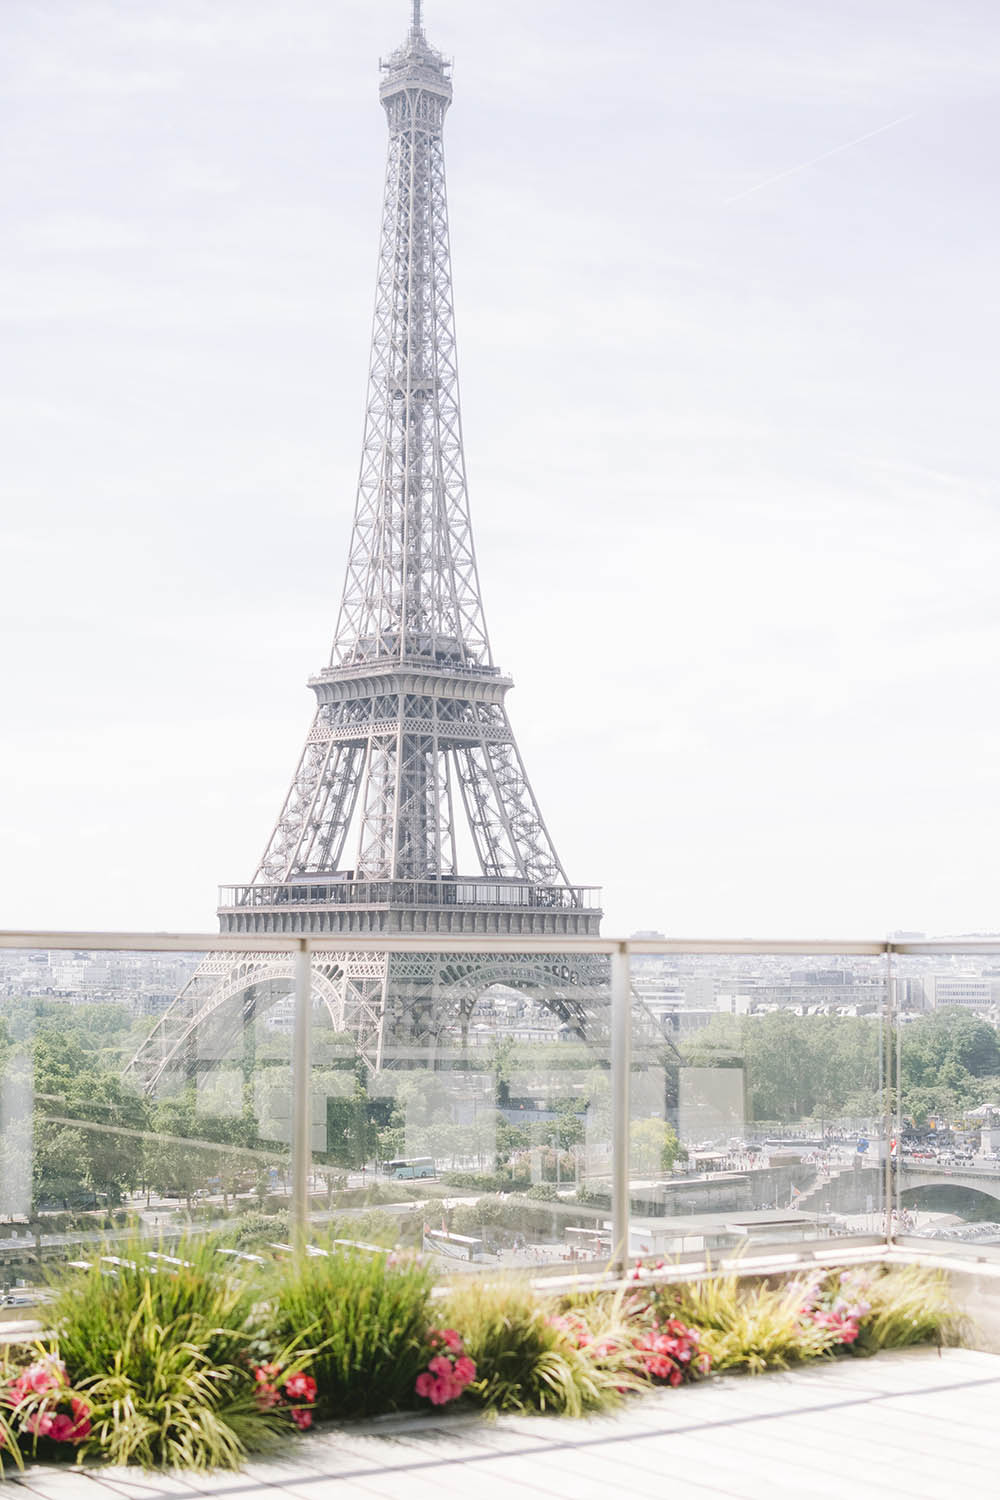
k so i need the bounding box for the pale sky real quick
[2,0,999,940]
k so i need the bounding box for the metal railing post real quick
[884,945,895,1247]
[611,942,631,1276]
[291,939,312,1256]
[894,949,903,1229]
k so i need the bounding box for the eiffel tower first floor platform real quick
[216,879,603,938]
[126,883,611,1091]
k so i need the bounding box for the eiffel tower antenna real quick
[128,6,605,1089]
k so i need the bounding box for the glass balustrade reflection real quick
[305,949,614,1273]
[627,951,890,1262]
[891,948,1000,1247]
[0,944,294,1297]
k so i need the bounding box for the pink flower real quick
[428,1355,453,1378]
[428,1377,452,1406]
[284,1374,317,1403]
[453,1357,476,1386]
[68,1399,91,1443]
[441,1330,463,1354]
[25,1412,54,1438]
[24,1362,63,1396]
[46,1415,76,1444]
[291,1407,313,1430]
[415,1372,434,1398]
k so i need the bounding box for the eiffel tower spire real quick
[334,2,488,672]
[128,6,603,1086]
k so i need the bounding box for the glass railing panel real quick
[893,946,1000,1247]
[306,945,613,1273]
[0,943,294,1303]
[627,949,889,1263]
[17,932,1000,1288]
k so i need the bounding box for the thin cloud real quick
[725,113,914,203]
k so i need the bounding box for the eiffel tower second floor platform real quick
[218,653,603,939]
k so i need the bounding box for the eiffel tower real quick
[128,1,605,1091]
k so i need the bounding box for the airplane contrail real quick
[725,113,914,204]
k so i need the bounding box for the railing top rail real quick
[2,930,997,956]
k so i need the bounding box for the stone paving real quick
[8,1347,999,1500]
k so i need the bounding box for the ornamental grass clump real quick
[269,1246,434,1419]
[847,1265,959,1353]
[51,1236,261,1381]
[440,1278,642,1415]
[661,1263,959,1374]
[46,1237,297,1470]
[660,1269,833,1373]
[787,1265,957,1361]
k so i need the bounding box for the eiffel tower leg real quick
[241,986,257,1095]
[326,951,389,1073]
[182,1027,198,1089]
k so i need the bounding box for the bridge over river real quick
[647,1160,1000,1220]
[898,1161,1000,1207]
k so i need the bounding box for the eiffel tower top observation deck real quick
[218,2,601,940]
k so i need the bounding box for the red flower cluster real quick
[631,1319,710,1386]
[414,1329,476,1406]
[798,1270,872,1349]
[253,1363,318,1430]
[548,1306,709,1390]
[547,1311,592,1349]
[2,1357,91,1446]
[808,1309,861,1345]
[629,1259,668,1281]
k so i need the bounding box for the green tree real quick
[64,1073,151,1205]
[33,1121,90,1206]
[630,1117,683,1174]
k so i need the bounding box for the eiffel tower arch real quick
[131,947,609,1095]
[128,3,609,1092]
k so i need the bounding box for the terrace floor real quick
[9,1346,999,1500]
